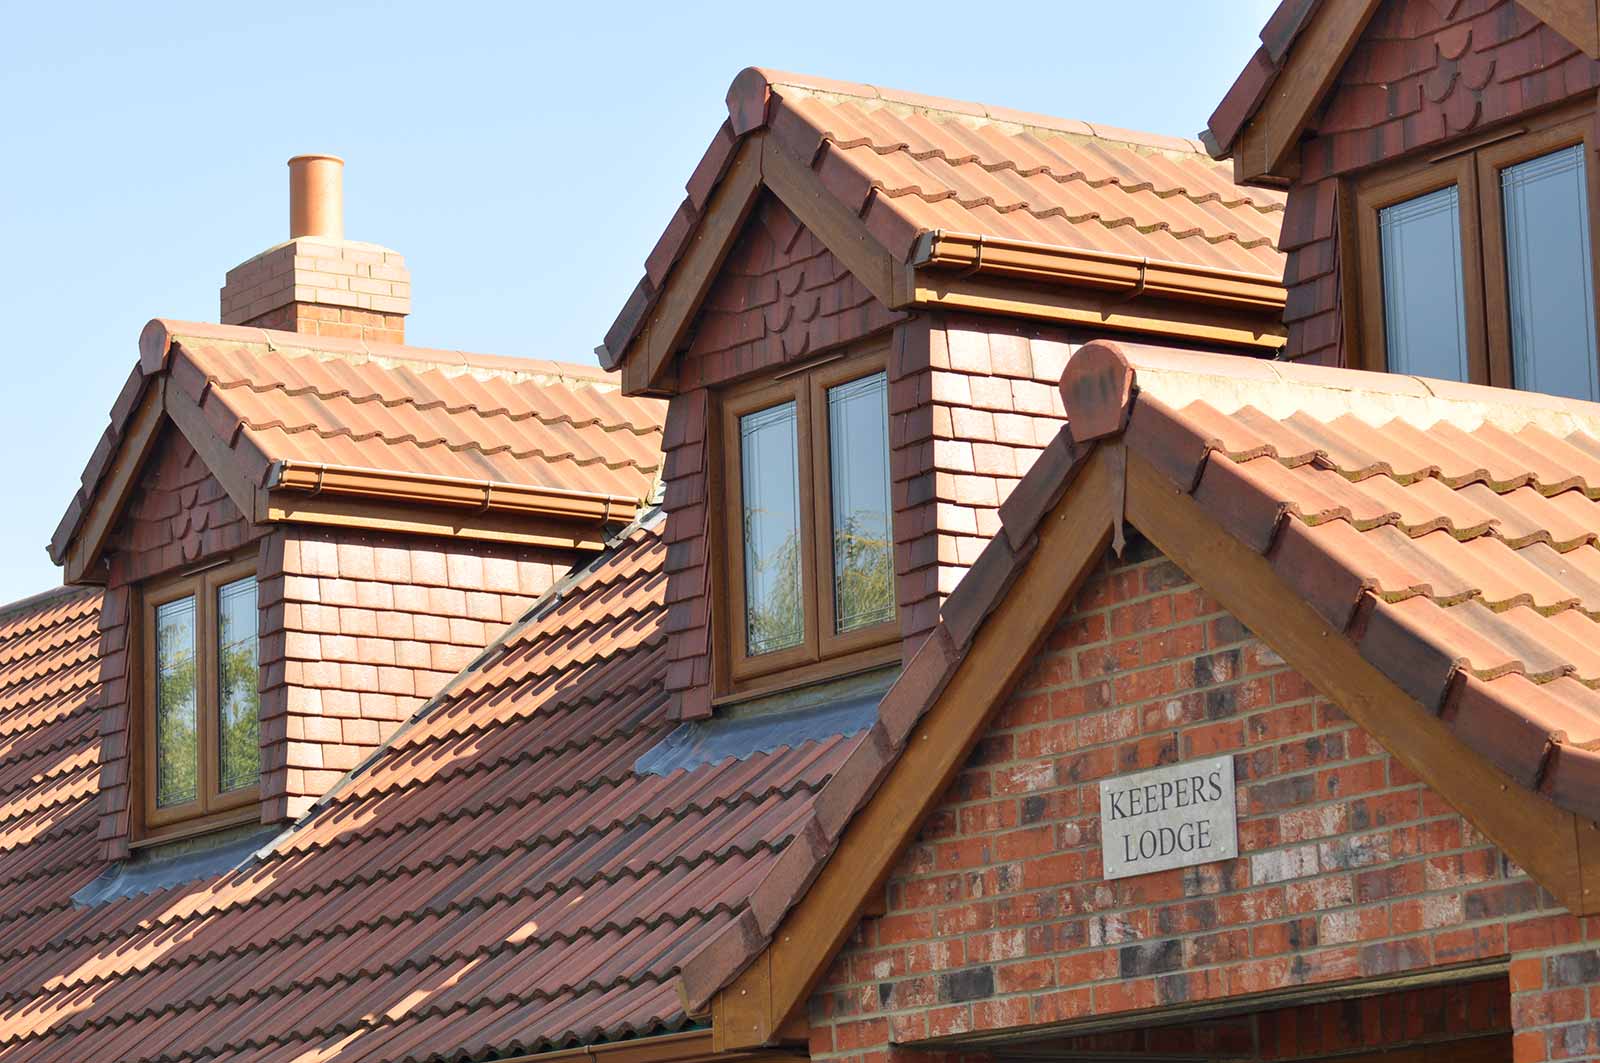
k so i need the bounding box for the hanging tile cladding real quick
[263,528,571,820]
[806,542,1596,1060]
[679,193,906,388]
[115,428,257,585]
[661,203,905,719]
[895,314,1071,645]
[664,301,1072,718]
[0,587,106,935]
[1279,0,1600,365]
[0,519,864,1062]
[94,429,269,860]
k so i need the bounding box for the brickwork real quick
[220,237,411,345]
[809,537,1600,1061]
[1280,0,1599,365]
[259,528,570,820]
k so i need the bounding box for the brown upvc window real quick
[717,343,898,694]
[141,558,262,835]
[1354,104,1600,399]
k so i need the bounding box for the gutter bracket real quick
[1113,257,1150,304]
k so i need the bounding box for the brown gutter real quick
[267,460,643,525]
[911,230,1287,312]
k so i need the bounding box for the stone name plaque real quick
[1098,755,1237,880]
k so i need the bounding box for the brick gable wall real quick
[807,537,1600,1062]
[92,425,582,855]
[1279,0,1600,365]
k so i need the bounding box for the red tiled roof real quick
[602,69,1286,367]
[0,515,865,1062]
[52,321,666,566]
[0,587,105,929]
[675,339,1600,1010]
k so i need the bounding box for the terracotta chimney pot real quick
[288,154,344,240]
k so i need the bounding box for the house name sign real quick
[1098,754,1238,880]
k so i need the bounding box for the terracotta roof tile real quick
[603,69,1286,369]
[0,516,869,1060]
[53,322,667,567]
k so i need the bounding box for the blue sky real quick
[0,0,1277,604]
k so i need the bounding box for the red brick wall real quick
[808,538,1600,1062]
[1280,0,1600,365]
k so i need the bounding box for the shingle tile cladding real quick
[0,517,864,1061]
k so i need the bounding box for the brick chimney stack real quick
[219,155,411,345]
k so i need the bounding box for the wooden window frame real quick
[138,556,262,838]
[715,341,899,697]
[1351,100,1600,388]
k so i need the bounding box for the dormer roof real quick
[600,69,1289,395]
[52,320,666,582]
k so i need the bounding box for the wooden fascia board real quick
[626,139,765,395]
[1123,449,1597,915]
[712,449,1117,1051]
[1231,0,1385,183]
[758,134,900,310]
[621,132,905,396]
[490,1029,809,1063]
[63,382,166,585]
[1518,0,1600,57]
[907,272,1287,351]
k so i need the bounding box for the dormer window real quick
[1355,105,1600,400]
[718,343,897,694]
[143,559,261,836]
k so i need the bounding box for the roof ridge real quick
[1122,342,1600,438]
[152,319,620,389]
[746,68,1213,157]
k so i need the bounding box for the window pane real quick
[216,577,260,794]
[828,372,893,634]
[154,596,198,808]
[741,402,803,656]
[1502,144,1599,401]
[1379,185,1470,381]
